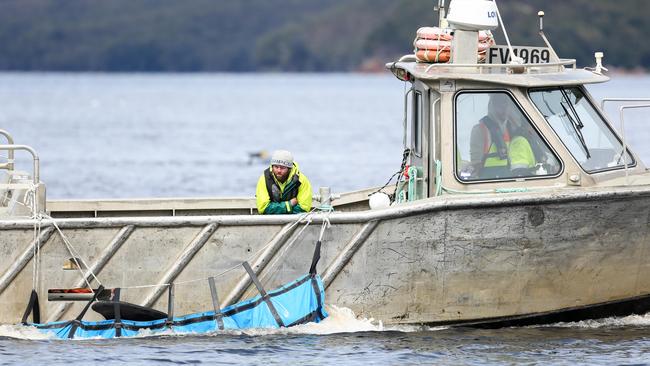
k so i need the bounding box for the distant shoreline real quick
[0,67,646,75]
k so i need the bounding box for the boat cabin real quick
[388,55,643,203]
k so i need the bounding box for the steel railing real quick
[0,130,15,171]
[601,98,650,184]
[0,145,39,184]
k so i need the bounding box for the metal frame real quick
[423,58,576,74]
[618,104,650,184]
[412,90,423,158]
[600,98,650,111]
[403,87,414,149]
[141,223,219,308]
[599,99,650,183]
[47,225,136,322]
[0,145,39,184]
[0,130,15,171]
[4,183,650,231]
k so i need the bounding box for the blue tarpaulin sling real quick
[33,273,327,339]
[29,238,328,339]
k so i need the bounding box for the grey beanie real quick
[270,150,294,168]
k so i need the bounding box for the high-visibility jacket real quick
[483,136,536,170]
[256,162,312,214]
[480,118,536,172]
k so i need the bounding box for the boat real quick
[2,0,650,329]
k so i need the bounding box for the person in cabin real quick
[256,150,312,214]
[469,93,537,179]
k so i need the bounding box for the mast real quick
[436,0,448,28]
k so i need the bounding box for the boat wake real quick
[532,312,650,329]
[0,324,55,340]
[4,306,647,340]
[0,305,445,340]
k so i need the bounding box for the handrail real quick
[0,130,15,171]
[618,104,650,184]
[394,53,577,71]
[403,88,414,149]
[422,58,577,74]
[398,54,417,63]
[601,98,650,110]
[599,98,650,185]
[0,145,39,184]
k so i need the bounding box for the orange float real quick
[416,27,453,41]
[415,49,451,63]
[413,27,495,64]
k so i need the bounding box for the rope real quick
[0,182,41,218]
[38,213,102,290]
[317,214,331,243]
[23,184,42,292]
[257,215,314,283]
[30,193,38,291]
[9,183,102,296]
[259,209,331,285]
[369,148,410,203]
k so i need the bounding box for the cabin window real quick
[412,91,423,156]
[455,91,562,182]
[529,87,634,172]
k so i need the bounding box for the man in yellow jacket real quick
[256,150,312,214]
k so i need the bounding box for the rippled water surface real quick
[2,308,650,365]
[1,73,650,365]
[2,321,650,365]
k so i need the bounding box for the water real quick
[2,307,650,365]
[0,72,405,199]
[1,72,650,364]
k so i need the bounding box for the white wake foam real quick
[0,305,407,340]
[0,324,56,340]
[250,305,384,335]
[537,313,650,329]
[242,305,445,336]
[16,305,649,340]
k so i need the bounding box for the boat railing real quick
[0,144,45,216]
[0,145,39,185]
[397,54,576,75]
[423,58,576,74]
[601,99,650,184]
[600,98,650,110]
[0,130,15,171]
[619,104,650,184]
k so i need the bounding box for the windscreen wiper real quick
[559,90,591,159]
[560,102,591,159]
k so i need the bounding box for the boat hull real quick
[1,186,650,327]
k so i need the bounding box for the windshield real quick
[529,87,634,172]
[455,91,562,182]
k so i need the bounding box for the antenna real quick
[492,0,520,64]
[594,52,608,74]
[436,0,448,28]
[537,10,560,63]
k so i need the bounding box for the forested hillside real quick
[0,0,647,71]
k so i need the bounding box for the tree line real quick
[0,0,647,72]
